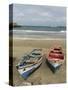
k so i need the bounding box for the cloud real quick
[39,12,51,17]
[13,4,66,26]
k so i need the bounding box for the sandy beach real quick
[12,38,66,86]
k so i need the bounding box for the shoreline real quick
[13,37,66,40]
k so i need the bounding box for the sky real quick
[11,4,66,26]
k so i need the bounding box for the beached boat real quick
[16,49,43,79]
[46,47,64,73]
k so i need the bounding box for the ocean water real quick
[10,26,66,39]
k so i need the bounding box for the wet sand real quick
[12,39,66,86]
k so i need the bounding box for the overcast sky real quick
[13,4,66,26]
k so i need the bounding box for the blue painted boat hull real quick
[19,63,42,79]
[21,68,35,79]
[46,59,61,73]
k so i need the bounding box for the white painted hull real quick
[17,59,42,79]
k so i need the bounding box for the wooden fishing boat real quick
[16,49,43,79]
[46,47,64,73]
